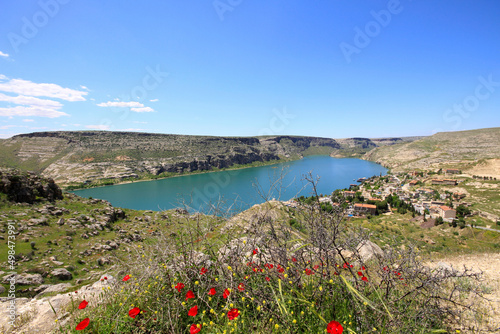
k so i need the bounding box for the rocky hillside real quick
[0,131,413,187]
[363,127,500,174]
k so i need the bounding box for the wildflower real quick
[195,281,199,285]
[190,324,202,334]
[188,305,198,317]
[200,267,208,275]
[357,271,363,277]
[208,288,216,296]
[305,268,313,276]
[293,319,297,324]
[253,248,258,255]
[78,300,88,309]
[361,266,366,270]
[292,257,297,262]
[129,307,141,319]
[238,283,245,291]
[75,318,90,330]
[175,282,185,292]
[227,308,240,320]
[186,290,195,301]
[362,276,368,282]
[265,263,274,269]
[265,277,270,282]
[327,320,343,334]
[223,288,230,299]
[227,266,232,271]
[122,275,131,281]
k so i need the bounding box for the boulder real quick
[2,273,44,285]
[36,283,72,297]
[50,268,72,280]
[356,240,383,261]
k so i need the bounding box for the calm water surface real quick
[72,156,387,213]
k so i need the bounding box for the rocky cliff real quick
[0,131,416,186]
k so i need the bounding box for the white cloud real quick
[22,119,35,122]
[131,107,154,113]
[85,124,110,130]
[0,125,25,130]
[0,75,7,81]
[0,51,9,58]
[80,85,89,91]
[119,128,146,132]
[97,101,144,108]
[0,92,63,108]
[0,78,87,101]
[150,99,159,102]
[0,106,69,118]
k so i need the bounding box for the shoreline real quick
[66,156,302,192]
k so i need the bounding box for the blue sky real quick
[0,0,499,139]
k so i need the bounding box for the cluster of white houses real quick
[343,172,465,221]
[286,171,467,222]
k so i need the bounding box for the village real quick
[286,168,500,228]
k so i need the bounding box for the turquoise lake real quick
[71,156,387,214]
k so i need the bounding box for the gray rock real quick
[2,273,44,285]
[52,261,64,266]
[97,257,110,266]
[0,286,5,294]
[57,218,65,225]
[356,240,383,261]
[50,268,72,280]
[36,283,72,296]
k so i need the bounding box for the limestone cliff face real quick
[0,131,416,185]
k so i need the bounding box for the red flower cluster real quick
[175,282,185,292]
[188,305,198,317]
[200,267,208,275]
[78,300,88,310]
[190,324,202,334]
[76,318,90,331]
[129,307,141,319]
[186,290,195,301]
[327,320,343,334]
[208,288,216,296]
[227,308,240,320]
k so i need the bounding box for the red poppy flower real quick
[227,308,240,320]
[129,307,141,319]
[75,317,90,330]
[357,271,363,277]
[278,266,285,273]
[343,263,348,269]
[291,257,297,262]
[185,290,195,301]
[265,277,270,282]
[238,283,245,291]
[190,324,202,334]
[253,248,258,255]
[361,266,366,270]
[104,276,107,280]
[188,305,198,317]
[175,282,185,292]
[78,300,88,309]
[327,320,343,334]
[305,268,313,276]
[362,276,368,282]
[223,288,230,299]
[265,263,274,269]
[200,267,208,275]
[122,275,131,282]
[208,288,216,296]
[313,265,320,270]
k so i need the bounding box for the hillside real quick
[363,127,500,175]
[0,131,411,187]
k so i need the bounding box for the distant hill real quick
[0,131,414,186]
[363,127,500,174]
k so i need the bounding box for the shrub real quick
[64,176,486,333]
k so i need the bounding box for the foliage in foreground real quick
[61,179,487,333]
